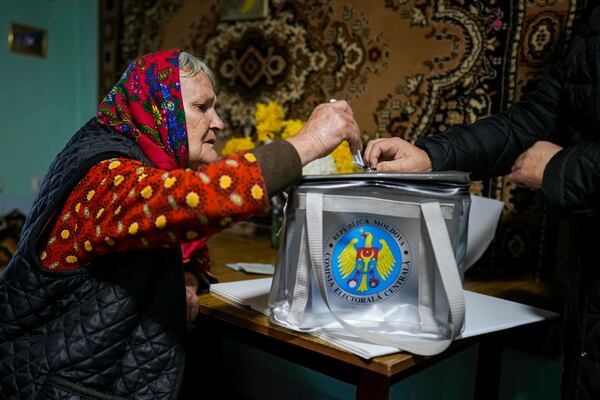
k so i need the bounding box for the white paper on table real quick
[210,278,558,360]
[226,262,275,275]
[464,194,504,271]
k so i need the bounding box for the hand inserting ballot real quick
[329,98,365,169]
[286,99,362,166]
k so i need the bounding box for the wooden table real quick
[192,227,561,400]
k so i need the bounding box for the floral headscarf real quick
[97,48,188,170]
[98,48,208,261]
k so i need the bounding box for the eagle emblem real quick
[336,229,397,292]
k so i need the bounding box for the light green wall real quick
[0,0,98,213]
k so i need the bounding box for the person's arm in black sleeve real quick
[415,61,564,181]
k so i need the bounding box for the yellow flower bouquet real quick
[222,101,359,175]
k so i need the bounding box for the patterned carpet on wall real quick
[100,0,589,281]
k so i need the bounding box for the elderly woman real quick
[0,48,360,399]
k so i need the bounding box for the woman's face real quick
[180,71,224,168]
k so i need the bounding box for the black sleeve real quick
[542,143,600,217]
[541,9,600,216]
[415,61,564,181]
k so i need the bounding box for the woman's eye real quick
[195,104,209,112]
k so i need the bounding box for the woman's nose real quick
[212,112,225,131]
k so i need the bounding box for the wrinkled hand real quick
[508,141,562,189]
[286,100,361,166]
[364,137,432,172]
[184,271,200,322]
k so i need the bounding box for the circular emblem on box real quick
[324,217,412,304]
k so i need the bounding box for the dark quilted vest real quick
[0,119,186,399]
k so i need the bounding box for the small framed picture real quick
[8,23,48,57]
[220,0,269,21]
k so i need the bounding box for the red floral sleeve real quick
[40,152,269,271]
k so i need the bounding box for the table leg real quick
[356,371,390,400]
[474,333,503,400]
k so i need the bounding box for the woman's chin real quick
[200,148,219,164]
[189,147,218,168]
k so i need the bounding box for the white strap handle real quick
[305,192,465,356]
[288,224,311,326]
